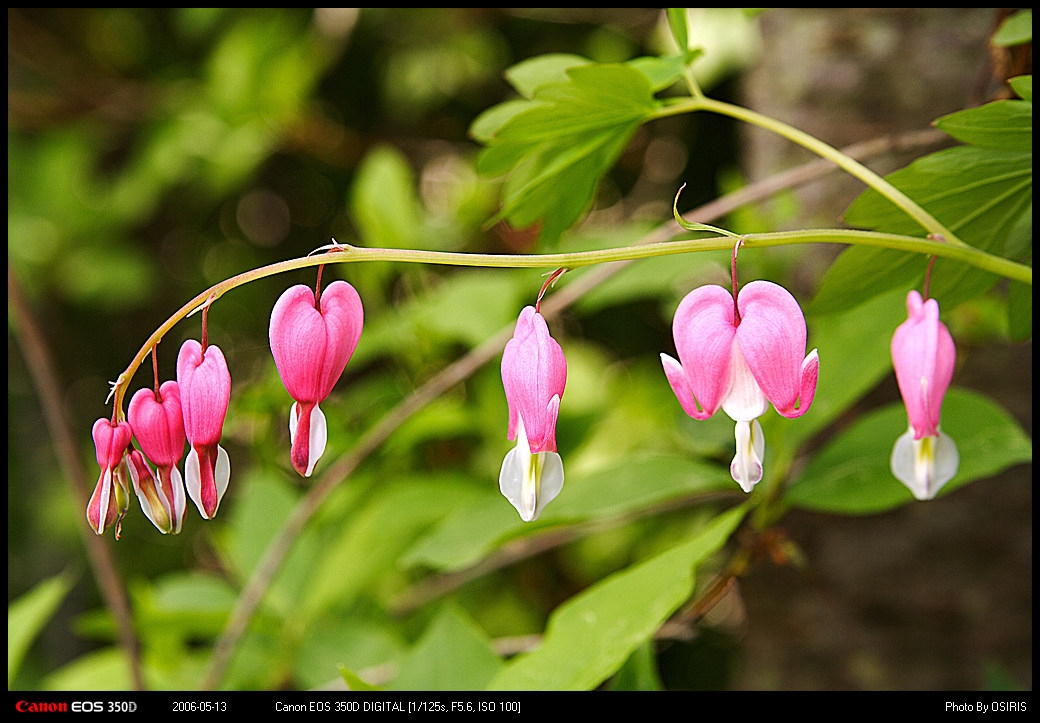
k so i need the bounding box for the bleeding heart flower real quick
[127,448,187,534]
[128,380,187,525]
[889,290,959,500]
[661,280,818,492]
[499,305,567,521]
[177,339,231,519]
[87,418,133,535]
[269,280,364,477]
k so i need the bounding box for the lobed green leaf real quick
[502,53,590,99]
[473,62,659,245]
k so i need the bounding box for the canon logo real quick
[14,700,69,713]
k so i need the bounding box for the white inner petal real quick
[306,405,327,477]
[721,338,769,423]
[890,426,959,501]
[730,419,765,493]
[499,415,564,522]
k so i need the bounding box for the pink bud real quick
[128,382,185,468]
[177,340,230,447]
[128,381,188,525]
[889,290,959,500]
[177,339,232,519]
[87,418,133,535]
[891,291,956,440]
[501,306,567,454]
[499,306,568,521]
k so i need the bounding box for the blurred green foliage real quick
[8,8,1031,692]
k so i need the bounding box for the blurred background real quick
[8,8,1031,690]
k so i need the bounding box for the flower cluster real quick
[89,269,367,537]
[88,336,231,537]
[90,258,962,537]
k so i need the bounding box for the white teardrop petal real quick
[730,419,765,493]
[305,404,327,477]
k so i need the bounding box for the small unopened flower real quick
[128,380,187,524]
[661,280,818,492]
[890,290,959,500]
[269,280,364,477]
[127,449,187,534]
[499,306,567,521]
[87,418,133,535]
[177,339,231,519]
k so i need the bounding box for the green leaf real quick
[503,53,591,99]
[666,8,689,51]
[411,271,525,347]
[469,99,533,144]
[8,571,75,687]
[786,388,1032,515]
[350,145,424,250]
[485,504,747,690]
[474,62,658,245]
[126,572,238,653]
[398,490,525,574]
[627,54,689,92]
[1005,211,1032,341]
[472,53,681,142]
[1008,279,1032,342]
[811,145,1032,315]
[500,64,656,143]
[992,9,1032,47]
[401,454,735,574]
[1009,75,1032,102]
[933,100,1032,151]
[608,640,665,691]
[389,605,502,690]
[492,129,636,244]
[339,664,383,691]
[43,647,133,691]
[218,472,293,577]
[843,145,1030,238]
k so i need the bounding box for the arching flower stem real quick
[106,230,1029,418]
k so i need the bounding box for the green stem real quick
[110,230,1029,413]
[658,97,965,246]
